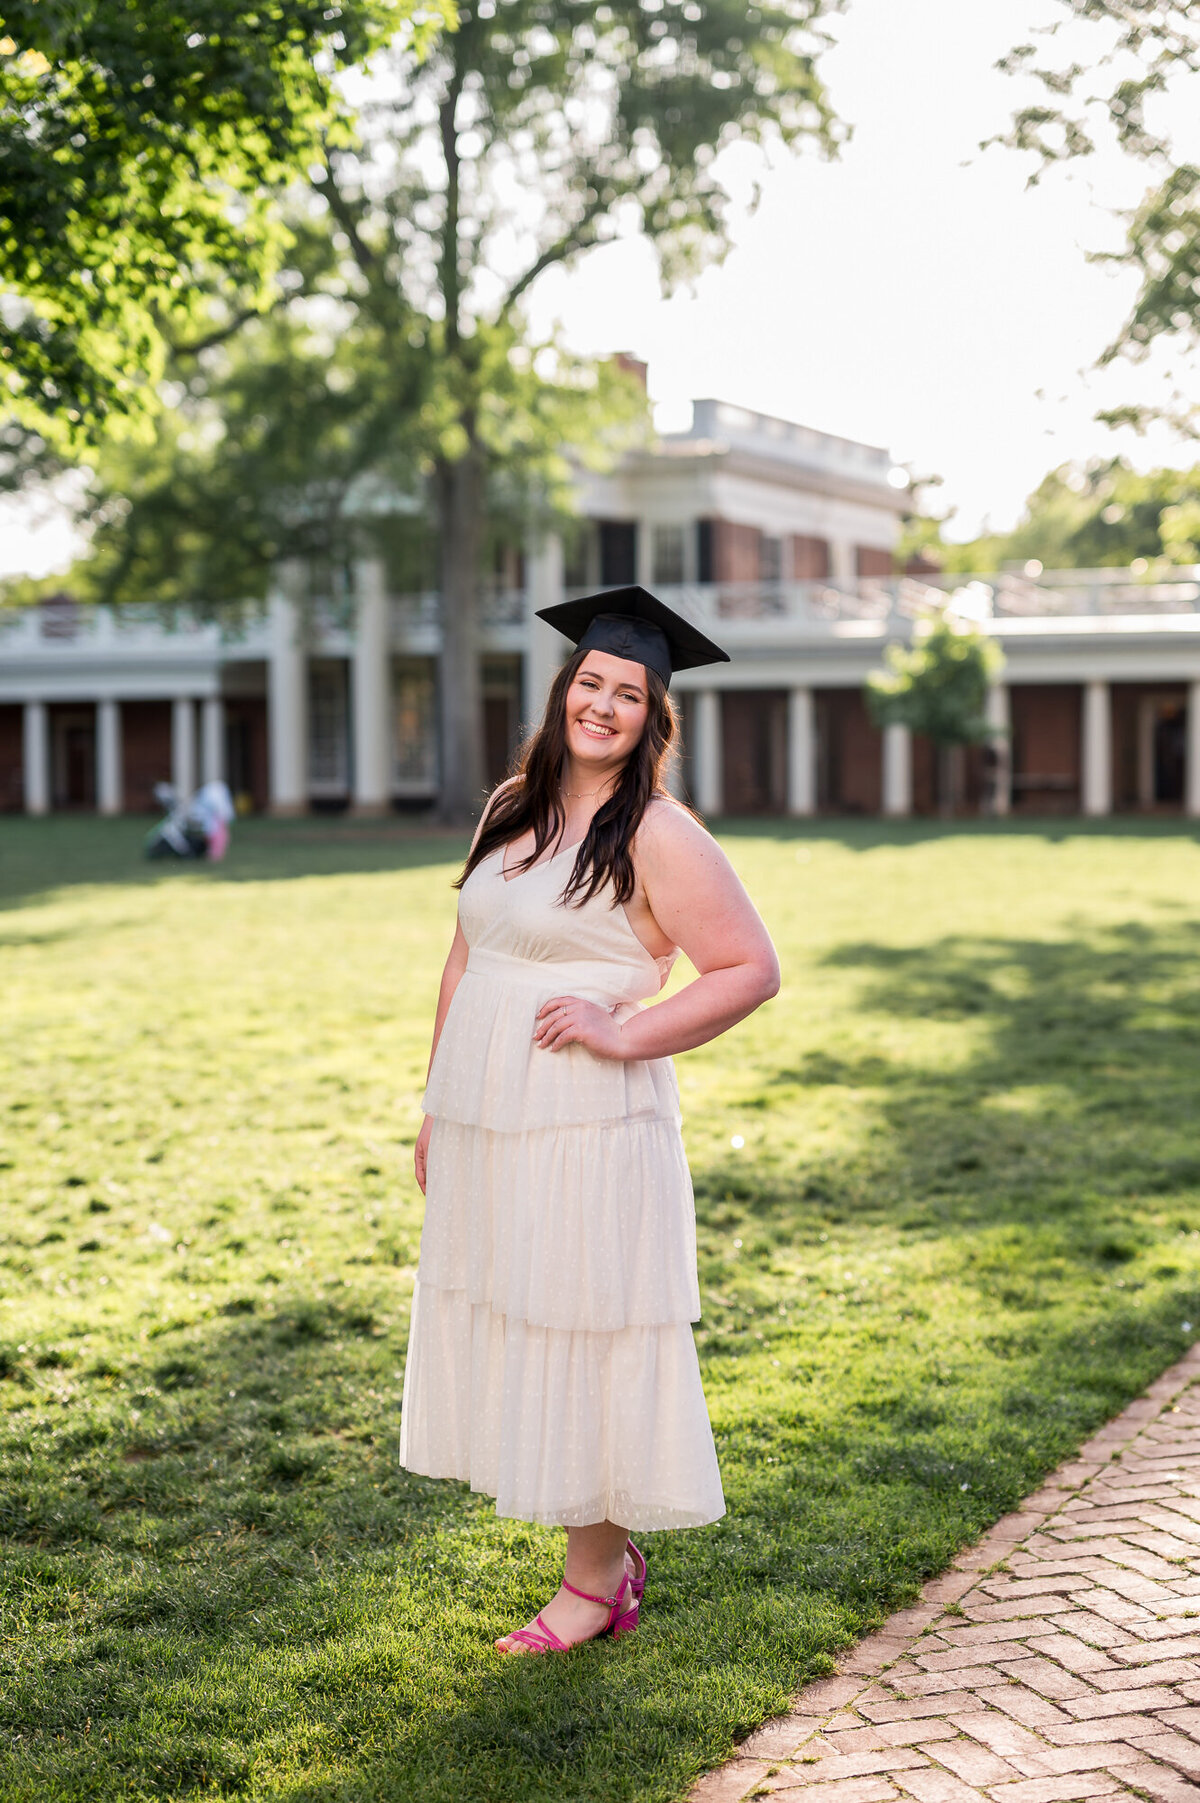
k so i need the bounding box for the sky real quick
[3,0,1198,577]
[522,0,1198,542]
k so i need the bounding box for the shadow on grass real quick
[813,916,1200,1211]
[1,1272,1192,1803]
[714,815,1200,851]
[5,905,1200,1796]
[0,815,470,912]
[5,813,1200,914]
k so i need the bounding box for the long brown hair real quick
[456,646,679,906]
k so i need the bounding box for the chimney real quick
[612,353,648,390]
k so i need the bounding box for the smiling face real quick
[563,650,650,781]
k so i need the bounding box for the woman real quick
[399,586,780,1655]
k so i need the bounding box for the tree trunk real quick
[433,447,486,824]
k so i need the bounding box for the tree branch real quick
[168,299,280,358]
[438,61,466,350]
[500,196,611,316]
[322,148,380,278]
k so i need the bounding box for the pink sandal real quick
[626,1539,647,1602]
[495,1572,639,1654]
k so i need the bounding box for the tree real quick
[45,3,843,820]
[0,0,451,446]
[994,3,1200,436]
[64,299,647,620]
[305,0,844,819]
[865,619,1004,817]
[913,457,1200,574]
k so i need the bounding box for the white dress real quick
[398,842,725,1530]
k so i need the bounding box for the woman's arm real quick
[415,777,519,1191]
[425,918,470,1080]
[533,803,779,1062]
[414,921,467,1195]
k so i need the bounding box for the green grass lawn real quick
[3,813,1200,1803]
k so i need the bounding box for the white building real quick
[3,399,1200,819]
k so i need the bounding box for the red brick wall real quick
[711,519,763,583]
[721,690,787,813]
[121,701,172,812]
[1010,684,1082,814]
[816,689,882,813]
[791,535,831,580]
[911,735,986,815]
[0,706,23,812]
[855,545,895,578]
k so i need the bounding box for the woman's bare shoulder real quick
[634,795,718,869]
[487,773,523,810]
[469,774,524,852]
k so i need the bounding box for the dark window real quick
[51,708,96,809]
[721,691,788,814]
[1155,703,1186,803]
[696,519,714,583]
[482,654,522,788]
[562,521,593,589]
[598,519,637,586]
[652,524,685,585]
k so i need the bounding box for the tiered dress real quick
[399,842,725,1531]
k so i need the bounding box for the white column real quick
[1187,680,1200,819]
[693,688,723,817]
[23,700,49,815]
[201,696,225,785]
[881,722,913,817]
[96,698,122,815]
[985,681,1011,816]
[1081,679,1112,817]
[524,532,565,731]
[787,684,816,816]
[268,573,308,815]
[171,697,196,798]
[830,538,856,586]
[351,558,391,814]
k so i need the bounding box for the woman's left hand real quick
[533,995,624,1060]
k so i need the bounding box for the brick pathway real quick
[691,1345,1200,1803]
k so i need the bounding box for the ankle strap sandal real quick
[497,1572,639,1654]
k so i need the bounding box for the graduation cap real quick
[535,584,730,687]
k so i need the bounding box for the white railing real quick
[655,571,1200,626]
[650,579,947,626]
[0,601,271,654]
[390,584,526,631]
[926,569,1200,617]
[6,569,1200,663]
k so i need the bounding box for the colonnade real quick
[267,561,394,815]
[13,636,1200,820]
[1079,677,1200,818]
[683,678,1200,819]
[687,682,937,817]
[18,693,225,816]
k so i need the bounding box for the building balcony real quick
[645,569,1200,642]
[0,597,271,663]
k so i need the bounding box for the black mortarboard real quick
[535,584,730,686]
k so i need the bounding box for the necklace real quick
[562,788,609,800]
